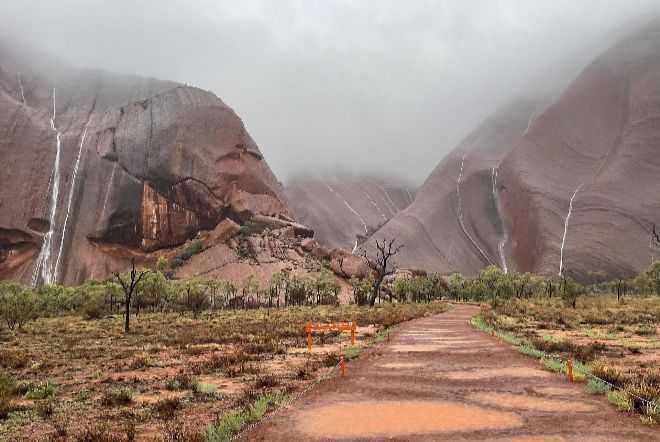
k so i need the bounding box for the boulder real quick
[329,248,371,279]
[300,238,317,252]
[205,219,240,248]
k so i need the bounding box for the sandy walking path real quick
[243,304,658,441]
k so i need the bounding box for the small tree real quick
[560,273,583,308]
[178,276,209,317]
[362,239,403,307]
[0,282,37,329]
[114,258,148,333]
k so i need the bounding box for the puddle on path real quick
[297,400,522,438]
[469,392,597,412]
[437,367,552,380]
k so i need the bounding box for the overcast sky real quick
[1,0,658,184]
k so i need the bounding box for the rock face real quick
[500,18,660,278]
[286,173,416,251]
[365,99,545,275]
[369,18,660,280]
[0,37,295,285]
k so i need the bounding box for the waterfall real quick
[404,188,414,205]
[54,116,93,281]
[365,192,388,221]
[491,165,508,273]
[32,86,62,287]
[327,184,368,251]
[17,73,27,106]
[352,239,358,254]
[559,183,584,276]
[456,153,494,266]
[524,101,540,135]
[100,163,117,222]
[379,186,400,212]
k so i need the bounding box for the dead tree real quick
[114,258,148,333]
[652,224,660,247]
[362,239,403,307]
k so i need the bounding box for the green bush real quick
[100,387,134,407]
[25,381,57,399]
[586,379,611,394]
[170,241,204,268]
[204,391,285,441]
[0,369,16,419]
[607,390,634,412]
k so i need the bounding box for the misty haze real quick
[0,1,659,440]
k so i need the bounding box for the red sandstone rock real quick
[0,38,295,285]
[329,248,371,279]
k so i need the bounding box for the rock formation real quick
[286,173,416,251]
[368,17,660,280]
[0,37,295,286]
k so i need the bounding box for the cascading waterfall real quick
[365,192,388,222]
[650,230,657,266]
[491,165,508,273]
[327,184,368,250]
[558,183,584,276]
[54,116,93,280]
[404,188,414,205]
[380,186,399,212]
[17,73,27,106]
[457,153,494,266]
[100,163,117,222]
[524,101,540,135]
[32,86,62,287]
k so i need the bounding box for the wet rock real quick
[329,248,371,279]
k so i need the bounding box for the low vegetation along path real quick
[244,304,658,441]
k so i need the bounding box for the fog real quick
[1,0,658,184]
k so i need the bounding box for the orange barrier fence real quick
[306,319,356,352]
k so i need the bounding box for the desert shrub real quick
[540,358,564,373]
[167,372,198,391]
[25,381,57,399]
[82,292,107,320]
[254,375,279,389]
[586,379,611,394]
[0,369,15,419]
[192,382,218,396]
[238,221,264,236]
[590,361,630,386]
[129,356,157,370]
[0,282,38,328]
[171,241,204,268]
[75,421,121,442]
[0,349,29,369]
[607,390,635,412]
[100,387,134,407]
[634,325,656,336]
[163,419,203,442]
[204,391,285,441]
[153,397,181,420]
[35,397,57,419]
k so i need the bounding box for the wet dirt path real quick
[244,304,658,441]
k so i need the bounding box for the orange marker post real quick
[351,318,356,346]
[306,322,312,352]
[340,357,345,378]
[567,359,574,383]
